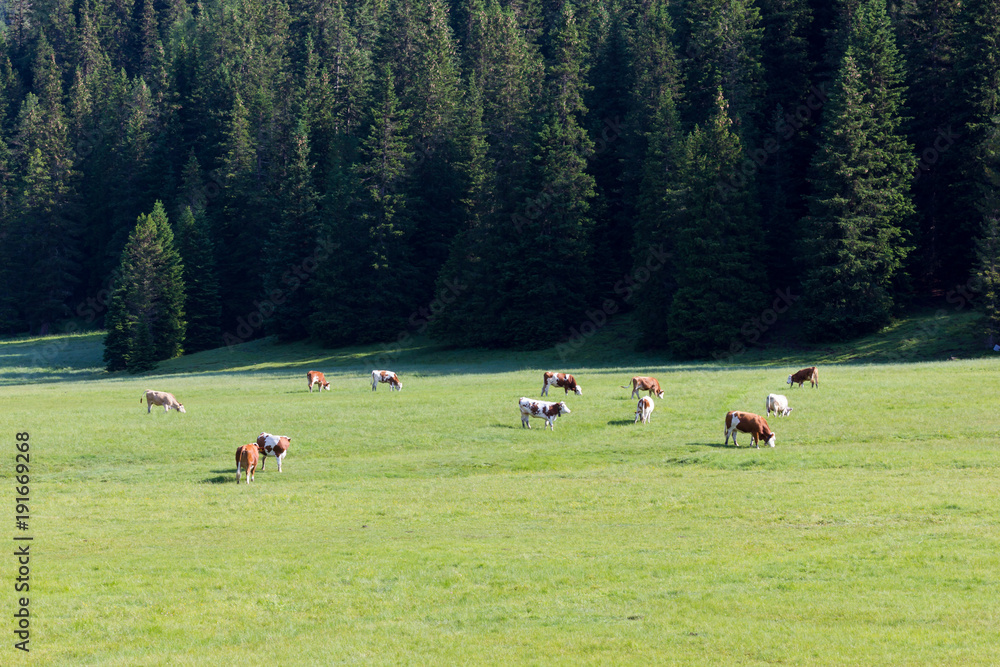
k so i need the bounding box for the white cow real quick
[372,370,402,392]
[635,397,654,424]
[519,397,571,430]
[766,393,793,417]
[141,390,186,413]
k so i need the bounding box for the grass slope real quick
[0,312,998,664]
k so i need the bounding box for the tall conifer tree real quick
[800,0,915,340]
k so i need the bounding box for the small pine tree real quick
[102,202,186,372]
[175,206,221,353]
[975,118,1000,343]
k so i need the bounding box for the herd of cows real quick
[141,365,821,484]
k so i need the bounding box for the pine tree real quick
[973,116,1000,343]
[800,0,915,340]
[264,118,320,341]
[175,206,221,353]
[102,202,186,372]
[664,91,768,358]
[492,0,595,346]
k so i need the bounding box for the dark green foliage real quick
[0,0,994,357]
[175,206,222,354]
[663,92,768,358]
[102,202,186,372]
[800,0,915,340]
[974,118,1000,342]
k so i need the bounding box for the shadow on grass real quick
[493,423,520,430]
[201,475,231,484]
[607,419,636,426]
[686,441,737,449]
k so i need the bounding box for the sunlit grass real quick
[1,320,998,663]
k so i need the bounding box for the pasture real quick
[1,330,999,664]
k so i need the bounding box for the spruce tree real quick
[974,117,1000,344]
[102,202,186,372]
[800,0,915,340]
[664,91,768,358]
[175,206,221,353]
[493,0,595,347]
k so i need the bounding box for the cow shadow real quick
[686,441,738,449]
[493,423,520,430]
[201,475,231,484]
[607,419,636,426]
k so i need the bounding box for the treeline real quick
[1,0,1000,362]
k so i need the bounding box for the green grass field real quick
[1,314,998,665]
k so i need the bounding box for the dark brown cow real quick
[307,371,330,392]
[724,411,776,448]
[256,433,291,472]
[236,443,261,484]
[787,366,819,388]
[541,371,582,396]
[622,376,664,399]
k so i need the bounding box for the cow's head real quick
[558,402,570,415]
[322,381,331,390]
[764,431,776,447]
[655,390,664,399]
[786,374,794,386]
[176,404,186,413]
[573,385,583,395]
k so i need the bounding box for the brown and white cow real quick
[622,376,664,400]
[307,370,330,392]
[371,370,402,392]
[787,366,818,388]
[519,397,571,430]
[766,393,792,417]
[141,390,186,413]
[236,443,261,484]
[256,432,291,472]
[541,371,582,396]
[635,397,654,424]
[724,411,776,448]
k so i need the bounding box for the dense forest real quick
[1,0,1000,367]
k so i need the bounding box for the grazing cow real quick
[787,366,819,388]
[236,443,261,484]
[141,390,186,414]
[256,433,291,472]
[635,397,654,424]
[766,394,793,417]
[371,370,402,392]
[519,397,571,430]
[541,371,583,396]
[622,376,665,400]
[724,411,776,448]
[307,371,330,392]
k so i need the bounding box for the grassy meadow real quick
[1,316,999,665]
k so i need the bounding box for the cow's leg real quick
[277,455,283,473]
[372,379,377,391]
[147,402,152,413]
[260,455,266,471]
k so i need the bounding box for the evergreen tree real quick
[800,0,915,340]
[264,118,320,341]
[664,91,768,358]
[102,201,186,372]
[175,206,221,353]
[974,117,1000,343]
[493,0,595,346]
